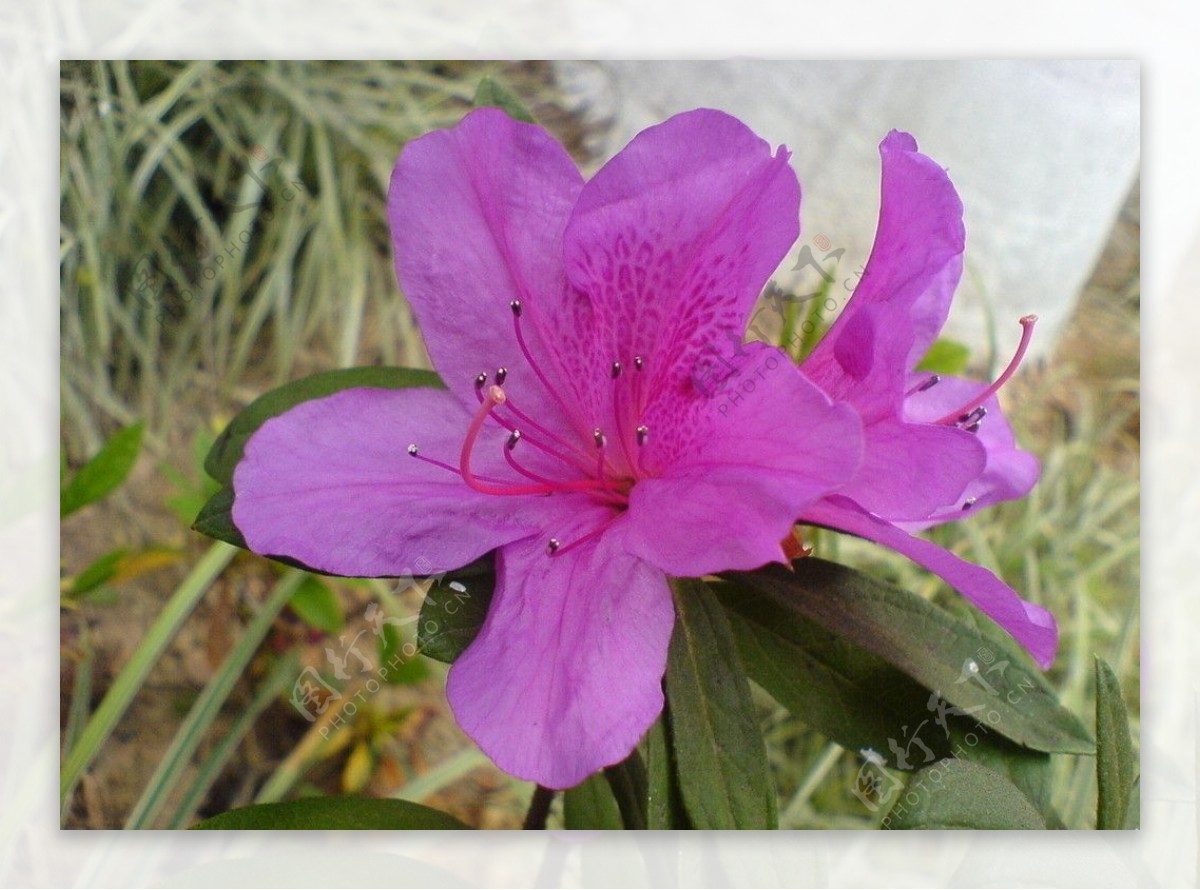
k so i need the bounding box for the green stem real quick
[60,542,236,813]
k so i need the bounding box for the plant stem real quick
[522,784,556,830]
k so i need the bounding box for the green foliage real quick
[883,759,1046,829]
[1095,656,1139,829]
[60,422,144,517]
[288,575,344,634]
[916,337,971,375]
[473,76,537,123]
[664,579,778,829]
[416,573,495,663]
[191,796,471,830]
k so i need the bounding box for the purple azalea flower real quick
[232,108,863,789]
[797,131,1056,668]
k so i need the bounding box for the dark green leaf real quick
[664,578,777,829]
[190,796,471,830]
[204,367,442,485]
[473,76,536,123]
[61,422,145,517]
[644,715,690,829]
[417,574,494,664]
[1095,656,1138,829]
[915,338,970,375]
[944,721,1062,828]
[603,751,648,830]
[564,773,623,830]
[725,561,1093,755]
[715,579,953,760]
[288,575,343,634]
[192,485,246,549]
[883,759,1046,829]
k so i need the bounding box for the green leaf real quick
[204,367,442,485]
[190,796,471,830]
[563,774,623,830]
[603,751,648,831]
[68,549,128,598]
[725,561,1093,755]
[192,485,246,549]
[417,574,494,664]
[288,575,343,634]
[714,579,953,760]
[644,715,690,829]
[1095,656,1138,829]
[377,622,429,685]
[664,578,777,829]
[473,76,535,123]
[915,338,970,375]
[883,759,1046,829]
[61,422,145,517]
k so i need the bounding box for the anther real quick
[474,372,488,392]
[919,374,941,392]
[965,421,982,434]
[611,361,622,379]
[962,497,978,511]
[509,299,522,317]
[407,444,419,456]
[495,367,508,385]
[546,538,561,555]
[506,430,522,450]
[633,356,644,372]
[636,425,649,446]
[593,428,606,448]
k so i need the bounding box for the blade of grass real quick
[60,542,236,813]
[125,569,306,829]
[165,651,300,829]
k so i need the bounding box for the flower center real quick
[407,300,657,557]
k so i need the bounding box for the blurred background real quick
[59,60,1139,830]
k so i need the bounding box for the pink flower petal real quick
[446,508,673,789]
[388,108,585,432]
[232,386,542,577]
[559,109,801,433]
[627,343,862,577]
[803,496,1058,668]
[804,130,965,420]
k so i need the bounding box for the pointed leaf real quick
[192,485,246,548]
[563,773,623,830]
[416,574,494,664]
[602,751,648,830]
[715,579,953,759]
[61,422,145,517]
[664,578,777,829]
[190,796,471,829]
[288,575,344,634]
[473,76,536,123]
[725,561,1093,755]
[1095,656,1138,829]
[883,759,1046,829]
[645,716,690,829]
[204,367,442,485]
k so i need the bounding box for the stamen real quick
[495,367,508,385]
[962,497,978,511]
[934,316,1037,425]
[611,361,622,379]
[633,356,644,372]
[546,538,561,554]
[409,443,508,484]
[545,518,618,558]
[906,374,941,397]
[507,430,522,450]
[636,425,649,447]
[593,428,606,448]
[474,372,488,395]
[509,299,522,317]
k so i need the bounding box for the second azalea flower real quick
[232,108,863,788]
